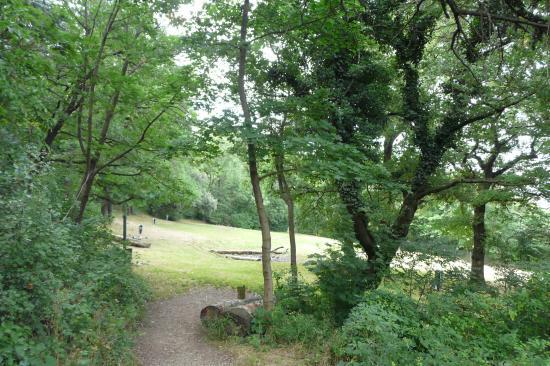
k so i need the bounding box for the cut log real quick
[271,246,287,254]
[127,240,151,248]
[200,296,262,336]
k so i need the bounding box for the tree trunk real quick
[102,199,112,216]
[101,198,109,216]
[337,180,377,260]
[471,203,486,283]
[391,191,420,239]
[249,162,274,309]
[75,163,97,223]
[383,132,398,163]
[337,180,387,289]
[275,154,297,280]
[286,199,297,278]
[76,177,94,223]
[238,0,274,310]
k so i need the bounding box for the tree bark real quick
[337,180,377,260]
[101,198,110,216]
[383,131,398,163]
[391,191,420,239]
[471,203,486,283]
[238,0,274,310]
[275,154,297,280]
[101,198,113,217]
[336,180,389,288]
[75,159,98,223]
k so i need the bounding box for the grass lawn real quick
[111,213,335,299]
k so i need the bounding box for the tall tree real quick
[254,0,545,289]
[42,0,195,222]
[238,0,274,309]
[454,110,546,282]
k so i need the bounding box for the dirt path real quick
[134,287,235,366]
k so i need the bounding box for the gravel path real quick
[135,287,236,366]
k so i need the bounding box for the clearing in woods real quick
[113,213,334,365]
[113,213,335,299]
[118,213,516,365]
[116,213,516,365]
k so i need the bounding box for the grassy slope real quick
[112,213,335,299]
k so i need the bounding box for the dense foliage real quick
[144,154,289,231]
[0,135,148,365]
[1,0,548,364]
[246,266,549,365]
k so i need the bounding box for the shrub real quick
[273,271,329,317]
[307,241,376,324]
[334,286,550,366]
[507,272,550,339]
[228,275,336,364]
[0,137,149,365]
[203,316,240,341]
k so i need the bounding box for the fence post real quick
[237,286,246,299]
[433,270,443,291]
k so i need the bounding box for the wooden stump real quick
[237,286,246,299]
[200,296,262,336]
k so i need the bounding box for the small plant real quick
[203,316,241,341]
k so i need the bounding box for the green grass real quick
[112,213,335,299]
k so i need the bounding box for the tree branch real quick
[421,177,535,197]
[445,0,550,32]
[95,102,173,172]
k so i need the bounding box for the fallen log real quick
[211,246,287,256]
[200,296,262,335]
[113,235,151,248]
[213,250,262,255]
[224,255,260,261]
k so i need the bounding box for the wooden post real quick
[433,270,443,291]
[125,248,132,262]
[122,204,128,241]
[237,286,246,299]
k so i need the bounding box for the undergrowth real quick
[0,137,150,365]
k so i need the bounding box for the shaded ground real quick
[135,287,235,366]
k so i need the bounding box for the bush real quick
[203,316,240,341]
[334,287,550,366]
[227,260,549,365]
[233,274,336,363]
[307,242,377,324]
[507,272,550,339]
[0,137,149,365]
[273,271,329,317]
